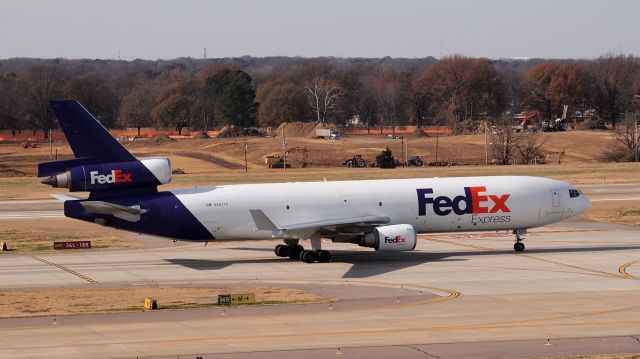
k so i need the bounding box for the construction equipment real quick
[542,105,568,132]
[21,141,38,149]
[265,146,309,168]
[342,154,366,167]
[406,156,424,167]
[513,111,542,132]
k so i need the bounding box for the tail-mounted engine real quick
[358,224,417,251]
[41,158,172,192]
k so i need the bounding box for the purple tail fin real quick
[39,100,136,176]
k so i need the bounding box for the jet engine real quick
[41,157,172,192]
[358,224,417,251]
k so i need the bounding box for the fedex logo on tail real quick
[417,186,510,217]
[90,170,132,185]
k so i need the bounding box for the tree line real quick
[0,54,638,137]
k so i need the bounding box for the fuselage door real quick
[551,189,560,207]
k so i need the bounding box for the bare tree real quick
[615,115,639,152]
[304,77,344,123]
[592,54,639,127]
[68,75,119,128]
[120,85,158,136]
[373,72,404,134]
[604,114,639,162]
[16,66,68,138]
[517,132,547,164]
[490,117,522,165]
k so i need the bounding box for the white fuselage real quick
[171,176,591,241]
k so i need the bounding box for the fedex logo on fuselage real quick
[417,186,510,217]
[90,170,132,185]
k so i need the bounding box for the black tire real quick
[301,250,317,263]
[514,242,525,252]
[317,250,332,263]
[274,244,289,257]
[288,244,304,260]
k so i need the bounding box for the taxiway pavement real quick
[0,184,639,358]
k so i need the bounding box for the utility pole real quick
[435,134,439,163]
[401,137,404,167]
[244,143,248,173]
[49,129,52,160]
[484,130,488,165]
[282,125,287,173]
[633,115,638,163]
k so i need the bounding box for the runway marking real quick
[422,237,494,251]
[0,210,64,219]
[424,236,622,279]
[591,197,640,202]
[619,259,640,280]
[517,254,619,278]
[15,311,640,349]
[31,257,98,284]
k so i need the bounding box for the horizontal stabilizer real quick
[51,194,84,202]
[80,201,147,222]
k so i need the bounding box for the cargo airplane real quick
[40,100,591,263]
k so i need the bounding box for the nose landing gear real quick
[513,229,527,252]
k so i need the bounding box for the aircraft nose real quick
[579,194,592,214]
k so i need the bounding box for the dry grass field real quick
[0,130,637,252]
[0,218,143,253]
[0,286,331,318]
[0,130,637,200]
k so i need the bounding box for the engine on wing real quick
[358,224,417,251]
[41,158,172,192]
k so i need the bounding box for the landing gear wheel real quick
[300,250,318,263]
[317,250,332,263]
[274,244,289,257]
[288,244,304,260]
[514,242,525,252]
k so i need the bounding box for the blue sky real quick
[0,0,636,59]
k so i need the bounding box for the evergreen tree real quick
[205,69,258,127]
[376,147,396,168]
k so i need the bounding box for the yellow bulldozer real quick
[265,146,309,168]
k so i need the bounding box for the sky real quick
[0,0,637,60]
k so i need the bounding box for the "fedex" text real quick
[417,186,510,217]
[90,170,132,185]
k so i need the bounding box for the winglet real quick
[249,209,279,231]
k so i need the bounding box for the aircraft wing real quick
[249,209,389,236]
[80,201,148,222]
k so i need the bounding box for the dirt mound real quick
[216,125,263,138]
[153,134,175,145]
[216,125,241,138]
[191,132,210,139]
[275,122,324,138]
[410,129,429,138]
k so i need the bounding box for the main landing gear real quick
[513,229,527,252]
[274,238,332,264]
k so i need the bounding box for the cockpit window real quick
[569,189,581,198]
